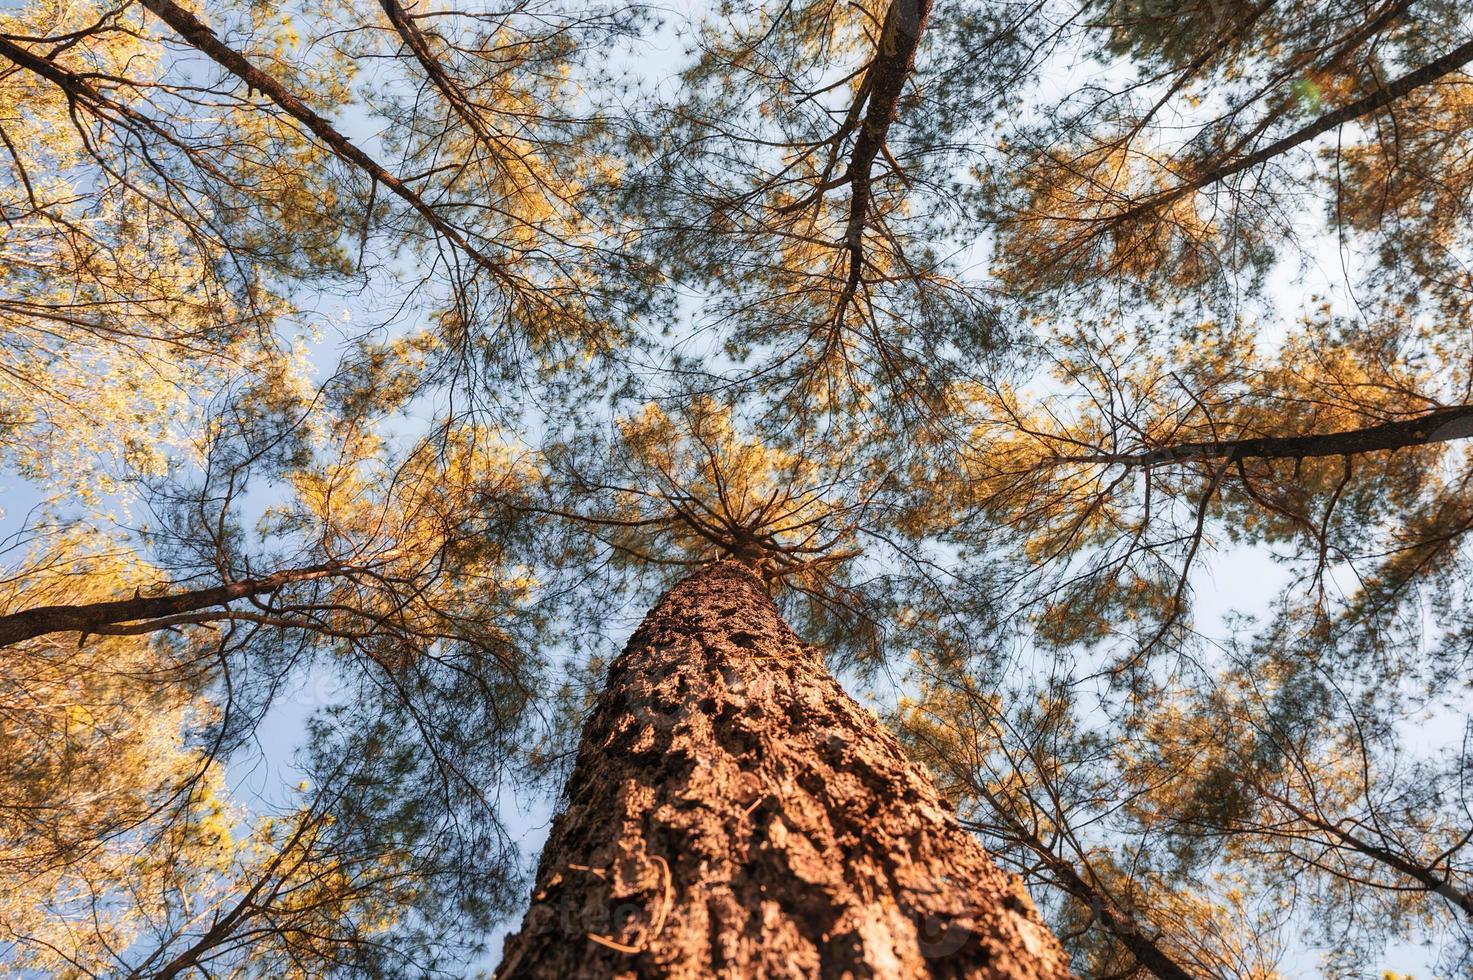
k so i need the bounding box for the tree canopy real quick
[2,0,1471,975]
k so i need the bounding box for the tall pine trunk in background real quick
[497,561,1069,978]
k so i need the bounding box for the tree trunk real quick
[496,560,1070,978]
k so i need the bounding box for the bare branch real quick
[1064,404,1473,467]
[139,0,511,281]
[1112,36,1473,226]
[0,563,346,648]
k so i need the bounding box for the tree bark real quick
[496,560,1070,978]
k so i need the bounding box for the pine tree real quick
[497,560,1068,978]
[6,0,1473,973]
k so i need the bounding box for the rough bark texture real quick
[496,561,1070,979]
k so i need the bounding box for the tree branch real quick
[1113,35,1473,225]
[958,809,1194,980]
[1065,404,1473,467]
[835,0,930,321]
[0,564,345,648]
[376,0,505,151]
[138,0,510,280]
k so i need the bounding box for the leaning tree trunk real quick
[496,560,1070,978]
